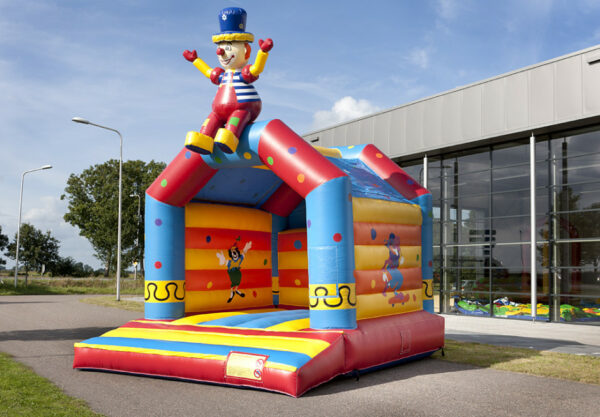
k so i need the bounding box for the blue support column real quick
[305,176,357,329]
[144,194,186,319]
[415,193,434,314]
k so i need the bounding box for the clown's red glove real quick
[210,67,225,85]
[258,39,273,53]
[183,50,198,62]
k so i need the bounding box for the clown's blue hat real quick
[212,7,254,43]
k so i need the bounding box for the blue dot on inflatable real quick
[185,151,191,159]
[288,147,297,154]
[407,179,414,185]
[206,235,211,243]
[293,240,302,250]
[370,228,377,240]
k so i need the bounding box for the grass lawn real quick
[80,295,144,313]
[433,339,600,385]
[0,352,101,417]
[0,278,144,296]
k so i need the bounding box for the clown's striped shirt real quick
[219,70,260,102]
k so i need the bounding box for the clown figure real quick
[217,238,253,303]
[183,7,273,155]
[382,233,405,297]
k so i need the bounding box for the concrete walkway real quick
[1,295,599,417]
[443,314,600,356]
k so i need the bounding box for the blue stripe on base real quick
[145,301,185,320]
[202,310,309,328]
[309,308,357,330]
[82,337,312,369]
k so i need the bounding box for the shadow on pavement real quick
[0,327,113,342]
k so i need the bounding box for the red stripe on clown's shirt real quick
[358,144,429,200]
[257,119,346,198]
[147,148,218,207]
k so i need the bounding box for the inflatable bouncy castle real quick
[73,7,444,397]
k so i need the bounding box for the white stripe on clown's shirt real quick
[219,70,260,102]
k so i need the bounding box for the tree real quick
[61,159,166,276]
[0,225,8,268]
[6,223,60,278]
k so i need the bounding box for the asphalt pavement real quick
[1,294,599,417]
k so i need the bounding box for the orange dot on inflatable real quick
[297,173,305,183]
[207,281,213,289]
[243,152,252,160]
[294,279,301,286]
[375,153,383,158]
[371,280,376,289]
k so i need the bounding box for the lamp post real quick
[14,165,53,287]
[72,117,123,301]
[130,192,141,280]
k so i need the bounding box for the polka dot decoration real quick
[428,260,433,267]
[160,179,167,187]
[333,233,342,242]
[185,151,191,159]
[370,228,377,240]
[252,290,257,298]
[288,147,297,154]
[407,179,414,185]
[206,235,211,243]
[297,173,305,183]
[155,219,163,226]
[207,281,213,289]
[307,219,311,228]
[294,279,301,286]
[243,152,252,160]
[375,153,383,159]
[154,261,162,269]
[293,240,302,250]
[370,280,376,289]
[214,156,222,164]
[267,156,274,165]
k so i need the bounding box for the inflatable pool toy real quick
[73,7,444,397]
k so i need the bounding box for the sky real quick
[1,0,599,270]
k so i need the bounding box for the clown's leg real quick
[214,109,252,154]
[185,113,222,154]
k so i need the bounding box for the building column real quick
[530,133,537,321]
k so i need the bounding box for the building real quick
[303,45,600,324]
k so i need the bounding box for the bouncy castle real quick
[73,7,444,397]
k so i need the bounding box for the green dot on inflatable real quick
[215,156,222,163]
[267,156,274,165]
[417,254,420,261]
[263,259,268,265]
[160,179,167,187]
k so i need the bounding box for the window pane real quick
[493,141,529,168]
[457,151,490,174]
[492,216,530,243]
[492,244,530,270]
[492,164,529,192]
[493,190,529,217]
[556,211,600,240]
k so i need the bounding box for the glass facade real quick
[399,126,600,324]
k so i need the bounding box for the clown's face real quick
[216,41,248,70]
[230,247,240,261]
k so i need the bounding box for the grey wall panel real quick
[505,71,529,130]
[389,107,407,155]
[555,56,583,121]
[583,51,600,115]
[530,64,554,126]
[333,124,347,146]
[321,129,334,147]
[346,121,360,145]
[359,117,374,146]
[423,96,443,149]
[441,91,462,145]
[406,101,424,153]
[482,77,506,135]
[462,86,482,141]
[373,112,391,154]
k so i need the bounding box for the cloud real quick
[408,47,430,69]
[312,96,381,130]
[436,0,459,20]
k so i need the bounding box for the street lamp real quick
[130,192,141,280]
[15,165,53,287]
[72,117,123,301]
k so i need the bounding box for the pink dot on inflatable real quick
[375,153,383,158]
[333,233,342,242]
[252,290,257,298]
[154,261,162,269]
[155,218,162,226]
[428,260,433,267]
[307,219,311,228]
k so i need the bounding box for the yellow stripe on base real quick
[279,287,309,307]
[185,249,272,270]
[309,283,356,310]
[312,145,342,158]
[75,343,296,373]
[354,245,421,270]
[185,288,273,313]
[185,203,272,232]
[100,326,330,358]
[352,197,422,225]
[266,318,311,331]
[356,288,422,320]
[277,251,308,270]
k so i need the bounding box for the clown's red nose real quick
[216,48,224,56]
